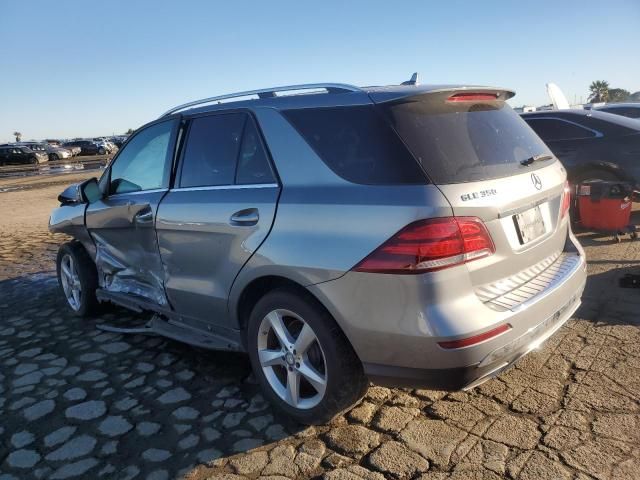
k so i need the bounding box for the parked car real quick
[62,140,104,156]
[18,142,72,161]
[521,110,640,188]
[50,81,586,424]
[92,138,117,154]
[109,136,127,148]
[0,145,48,165]
[594,103,640,119]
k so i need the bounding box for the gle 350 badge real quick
[461,188,497,202]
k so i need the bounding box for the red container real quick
[577,181,633,231]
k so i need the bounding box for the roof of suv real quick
[160,83,516,118]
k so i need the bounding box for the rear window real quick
[380,94,554,184]
[283,105,428,185]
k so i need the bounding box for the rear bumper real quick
[363,284,582,389]
[309,228,587,388]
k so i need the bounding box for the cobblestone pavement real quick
[1,182,639,479]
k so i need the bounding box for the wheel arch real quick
[233,274,358,359]
[236,275,318,332]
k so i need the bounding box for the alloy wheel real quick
[60,254,82,311]
[257,309,327,409]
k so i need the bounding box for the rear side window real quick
[525,118,596,141]
[380,94,554,184]
[180,113,246,187]
[283,105,427,185]
[235,117,275,185]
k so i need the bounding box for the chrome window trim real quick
[170,183,279,193]
[526,117,603,139]
[108,188,168,198]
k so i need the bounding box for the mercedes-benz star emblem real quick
[531,173,542,190]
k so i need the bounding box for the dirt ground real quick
[0,173,639,480]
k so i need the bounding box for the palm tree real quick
[13,131,22,142]
[588,81,610,103]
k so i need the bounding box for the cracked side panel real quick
[85,189,172,308]
[93,233,168,306]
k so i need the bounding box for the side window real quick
[235,117,275,184]
[179,113,246,188]
[526,118,596,142]
[109,120,175,195]
[283,105,426,184]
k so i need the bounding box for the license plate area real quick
[513,205,546,244]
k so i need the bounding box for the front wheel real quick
[247,288,367,425]
[49,153,59,161]
[56,242,99,317]
[98,147,106,155]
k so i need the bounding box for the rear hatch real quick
[374,89,569,292]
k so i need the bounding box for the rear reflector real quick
[560,181,571,219]
[353,217,494,274]
[438,324,511,349]
[447,92,499,102]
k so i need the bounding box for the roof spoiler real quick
[369,86,516,104]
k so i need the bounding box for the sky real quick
[1,0,639,143]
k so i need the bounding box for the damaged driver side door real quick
[86,119,179,306]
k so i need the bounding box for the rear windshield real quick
[283,105,428,185]
[380,93,554,184]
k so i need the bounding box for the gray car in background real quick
[18,142,72,161]
[49,81,587,424]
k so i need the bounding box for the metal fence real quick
[0,155,112,178]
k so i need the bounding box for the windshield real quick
[379,93,554,184]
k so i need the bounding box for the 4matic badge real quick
[461,188,497,202]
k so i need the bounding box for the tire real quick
[30,156,38,165]
[247,288,367,425]
[56,242,99,317]
[50,153,59,161]
[98,147,106,155]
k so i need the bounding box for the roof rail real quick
[160,83,363,117]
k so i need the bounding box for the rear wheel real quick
[247,288,367,425]
[56,242,99,317]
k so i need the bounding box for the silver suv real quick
[50,81,587,424]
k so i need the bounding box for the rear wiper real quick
[520,153,553,166]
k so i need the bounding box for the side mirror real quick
[58,177,101,205]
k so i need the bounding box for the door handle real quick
[134,206,154,225]
[230,208,259,226]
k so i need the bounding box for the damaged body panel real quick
[49,203,95,258]
[86,190,169,305]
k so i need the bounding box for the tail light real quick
[447,92,499,102]
[438,323,511,349]
[353,217,494,274]
[560,181,571,219]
